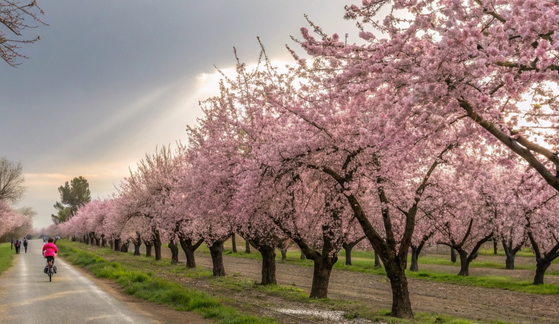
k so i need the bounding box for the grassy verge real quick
[60,241,512,324]
[57,240,274,324]
[408,270,559,294]
[0,243,14,275]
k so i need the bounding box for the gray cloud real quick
[0,1,357,228]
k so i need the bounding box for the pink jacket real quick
[42,243,58,257]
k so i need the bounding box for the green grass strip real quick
[0,243,14,275]
[57,241,274,324]
[408,270,559,294]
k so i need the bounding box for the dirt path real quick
[157,247,559,324]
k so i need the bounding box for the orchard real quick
[51,0,559,320]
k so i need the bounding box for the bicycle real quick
[44,257,57,282]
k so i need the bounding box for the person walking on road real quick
[10,238,13,250]
[23,238,28,253]
[14,239,20,254]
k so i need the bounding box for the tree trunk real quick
[133,242,141,256]
[458,252,470,276]
[280,248,287,263]
[245,240,251,253]
[503,243,516,270]
[309,258,334,299]
[231,233,237,253]
[344,244,353,266]
[133,234,142,256]
[114,238,121,252]
[154,232,162,261]
[145,243,153,257]
[450,248,457,263]
[502,240,521,270]
[493,240,498,255]
[258,245,277,285]
[120,242,129,253]
[300,250,306,260]
[533,260,551,285]
[209,241,226,276]
[109,239,113,250]
[505,253,515,270]
[409,246,419,272]
[374,251,382,269]
[179,238,203,268]
[168,240,179,264]
[386,264,414,318]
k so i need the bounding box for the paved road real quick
[0,239,157,324]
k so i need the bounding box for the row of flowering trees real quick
[58,0,558,319]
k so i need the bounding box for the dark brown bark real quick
[386,263,413,318]
[344,244,353,266]
[245,240,251,253]
[258,244,277,285]
[154,231,162,261]
[114,238,121,252]
[343,236,366,266]
[145,243,153,257]
[132,233,142,256]
[409,232,432,272]
[280,248,287,263]
[300,250,306,260]
[533,260,551,284]
[450,233,493,276]
[458,251,471,276]
[168,240,179,264]
[410,246,419,272]
[450,248,457,263]
[505,252,516,270]
[502,239,523,270]
[309,257,335,298]
[294,230,339,299]
[527,230,559,284]
[179,238,203,268]
[272,210,340,298]
[133,242,141,256]
[120,242,129,253]
[493,240,498,255]
[374,251,382,269]
[209,241,226,276]
[231,233,237,253]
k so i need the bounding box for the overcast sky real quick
[1,1,358,229]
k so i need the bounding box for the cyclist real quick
[42,238,58,273]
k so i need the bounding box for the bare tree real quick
[0,157,26,203]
